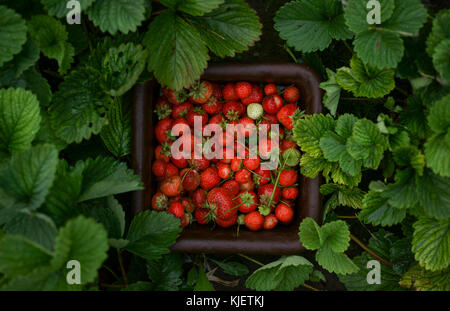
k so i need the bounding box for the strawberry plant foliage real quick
[0,5,27,67]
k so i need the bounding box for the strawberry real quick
[239,180,255,192]
[212,83,222,99]
[208,113,224,125]
[259,138,274,158]
[247,103,264,120]
[223,100,245,121]
[186,107,208,127]
[152,191,168,211]
[200,167,221,190]
[276,104,299,130]
[242,84,263,105]
[264,84,277,96]
[169,195,181,204]
[282,187,299,199]
[223,83,238,101]
[222,180,240,197]
[172,117,190,136]
[161,163,179,180]
[279,168,298,187]
[281,139,297,151]
[231,158,242,172]
[192,188,207,209]
[216,213,238,228]
[244,211,264,231]
[263,214,278,230]
[235,191,258,213]
[163,87,188,105]
[202,97,223,115]
[207,187,236,220]
[235,168,251,183]
[253,166,271,186]
[181,197,195,213]
[243,155,260,171]
[262,94,283,115]
[155,118,174,144]
[160,175,183,197]
[283,86,300,103]
[172,102,193,119]
[275,203,294,224]
[237,117,256,138]
[195,208,211,224]
[258,184,281,204]
[155,144,171,163]
[171,154,189,169]
[235,82,253,99]
[217,163,232,179]
[180,213,191,228]
[155,97,172,120]
[168,202,185,219]
[263,113,278,124]
[152,159,167,177]
[189,155,210,171]
[180,168,200,191]
[189,81,213,104]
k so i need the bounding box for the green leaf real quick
[345,0,427,69]
[293,114,335,158]
[147,253,183,291]
[100,97,131,158]
[412,217,450,271]
[49,67,109,144]
[400,94,432,140]
[381,168,418,210]
[42,0,95,17]
[77,157,143,201]
[298,217,323,250]
[320,184,364,213]
[346,119,386,169]
[336,56,395,98]
[393,145,425,176]
[320,131,361,176]
[27,15,74,75]
[428,93,450,134]
[144,10,209,90]
[274,0,352,53]
[3,210,57,251]
[320,69,341,116]
[316,245,359,275]
[86,0,146,35]
[321,220,351,253]
[426,9,450,57]
[52,216,109,284]
[245,256,313,291]
[0,235,52,279]
[433,39,450,81]
[359,190,406,226]
[400,265,450,291]
[0,5,27,67]
[0,145,58,210]
[161,0,223,16]
[0,88,41,154]
[415,169,450,220]
[122,281,153,291]
[194,265,214,291]
[210,259,249,277]
[0,39,40,79]
[7,69,52,108]
[125,211,182,260]
[189,0,262,58]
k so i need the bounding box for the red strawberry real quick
[171,154,189,169]
[253,166,271,186]
[276,104,299,130]
[202,97,222,115]
[236,191,258,213]
[192,188,207,209]
[235,82,253,99]
[180,168,200,191]
[242,84,263,105]
[282,187,299,199]
[172,102,193,119]
[222,180,240,197]
[189,155,210,171]
[231,158,242,172]
[244,211,264,231]
[243,155,260,171]
[212,83,222,99]
[208,113,224,125]
[281,139,297,151]
[262,94,283,115]
[235,168,251,183]
[180,213,191,228]
[160,175,183,197]
[223,100,245,121]
[152,159,167,177]
[259,138,274,158]
[161,163,179,180]
[163,87,188,105]
[155,118,174,144]
[279,168,298,187]
[189,81,213,104]
[152,191,168,211]
[172,117,190,136]
[155,97,172,120]
[263,214,278,230]
[216,212,238,228]
[239,180,255,192]
[223,83,238,101]
[155,144,171,163]
[264,84,277,96]
[207,187,236,220]
[258,184,281,204]
[200,167,221,190]
[181,197,195,213]
[169,195,181,204]
[275,203,294,224]
[186,107,208,127]
[195,208,211,224]
[168,202,185,219]
[263,113,278,124]
[217,163,232,179]
[237,117,256,138]
[283,86,300,103]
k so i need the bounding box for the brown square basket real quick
[131,63,323,255]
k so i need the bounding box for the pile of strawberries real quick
[151,80,302,231]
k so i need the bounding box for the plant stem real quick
[337,215,358,219]
[350,234,393,268]
[103,264,120,281]
[302,283,320,292]
[117,249,129,286]
[343,40,353,53]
